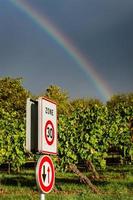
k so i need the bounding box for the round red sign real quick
[36,155,55,193]
[44,120,55,145]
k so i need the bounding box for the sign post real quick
[40,193,45,200]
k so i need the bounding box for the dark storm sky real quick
[0,0,133,101]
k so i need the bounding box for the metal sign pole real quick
[40,193,45,200]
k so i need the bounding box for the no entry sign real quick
[38,97,57,154]
[36,155,55,194]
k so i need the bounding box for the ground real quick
[0,165,133,200]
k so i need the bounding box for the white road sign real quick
[38,97,57,154]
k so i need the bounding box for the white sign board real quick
[38,97,57,154]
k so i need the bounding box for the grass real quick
[1,165,133,200]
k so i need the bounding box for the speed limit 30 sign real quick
[45,120,55,145]
[38,97,57,154]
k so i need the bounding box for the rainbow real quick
[10,0,113,101]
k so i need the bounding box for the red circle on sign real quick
[45,120,54,145]
[36,155,55,193]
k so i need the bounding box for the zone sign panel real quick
[36,155,55,194]
[38,97,57,154]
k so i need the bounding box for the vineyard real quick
[0,77,133,199]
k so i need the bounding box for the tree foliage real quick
[0,77,30,171]
[71,98,103,111]
[57,93,133,173]
[44,85,72,115]
[106,93,133,160]
[0,108,26,171]
[0,77,30,119]
[0,78,133,178]
[58,100,108,170]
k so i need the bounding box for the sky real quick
[0,0,133,102]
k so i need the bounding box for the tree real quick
[0,77,30,120]
[0,77,30,171]
[71,98,102,111]
[106,93,133,161]
[57,101,108,193]
[43,85,72,115]
[0,108,25,172]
